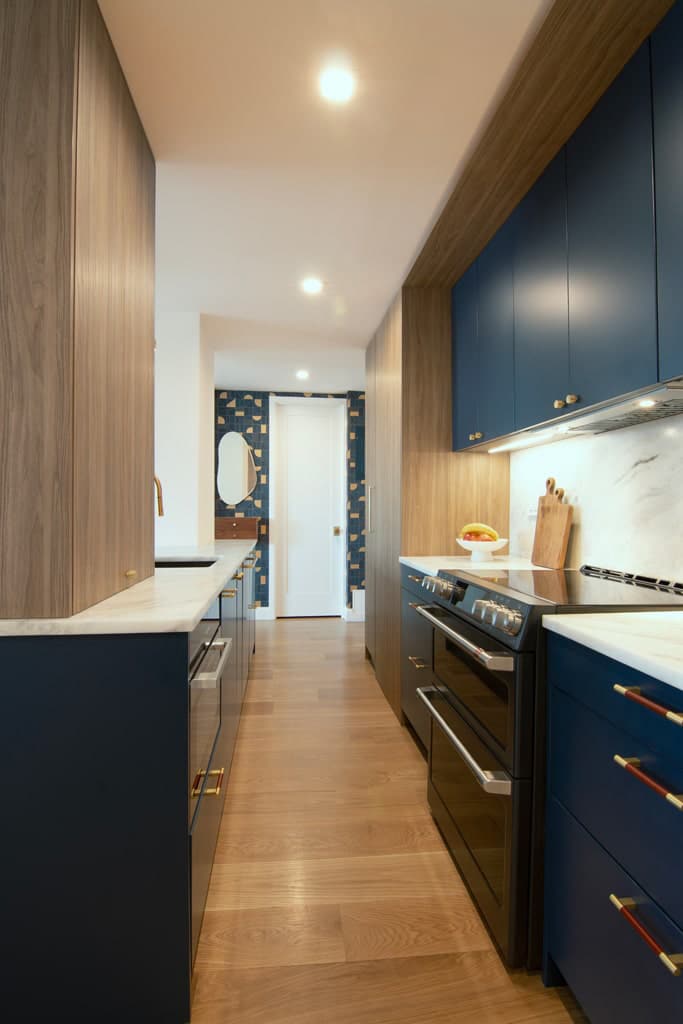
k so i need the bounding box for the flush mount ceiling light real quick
[638,398,656,408]
[319,65,355,104]
[295,369,310,380]
[300,276,323,295]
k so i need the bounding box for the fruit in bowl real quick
[456,523,508,561]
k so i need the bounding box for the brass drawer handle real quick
[124,569,138,579]
[408,656,427,670]
[614,755,683,811]
[609,895,683,976]
[243,557,257,565]
[233,571,244,580]
[468,431,483,441]
[565,394,580,405]
[222,588,237,598]
[191,767,225,798]
[553,398,566,409]
[408,575,422,583]
[613,684,683,727]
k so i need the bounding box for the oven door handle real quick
[417,686,512,796]
[415,605,514,672]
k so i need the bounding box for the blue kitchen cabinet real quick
[544,632,683,1023]
[513,152,569,429]
[652,0,683,382]
[566,42,658,409]
[477,214,516,441]
[452,261,479,450]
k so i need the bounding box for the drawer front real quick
[400,587,433,748]
[189,741,226,964]
[546,798,683,1024]
[547,633,683,763]
[400,564,428,600]
[550,686,683,930]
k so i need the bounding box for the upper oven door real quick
[416,604,530,775]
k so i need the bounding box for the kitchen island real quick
[0,540,256,1023]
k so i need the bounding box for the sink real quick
[154,559,217,569]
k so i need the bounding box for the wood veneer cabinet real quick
[0,0,155,618]
[365,288,509,719]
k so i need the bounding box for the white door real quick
[274,399,345,617]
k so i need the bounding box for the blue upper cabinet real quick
[566,43,658,409]
[652,0,683,382]
[452,261,479,450]
[513,152,569,429]
[477,215,516,442]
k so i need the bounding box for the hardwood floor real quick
[192,618,585,1024]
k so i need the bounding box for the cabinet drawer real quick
[400,587,433,748]
[190,739,227,963]
[546,798,683,1024]
[400,564,428,600]
[547,633,683,763]
[550,686,683,931]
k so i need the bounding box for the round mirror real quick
[217,432,258,506]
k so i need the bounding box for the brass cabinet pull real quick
[553,399,566,409]
[468,431,484,441]
[613,684,683,726]
[191,767,225,798]
[124,569,138,579]
[408,575,422,583]
[222,588,237,598]
[233,571,244,580]
[408,656,427,670]
[613,754,683,811]
[243,556,257,565]
[609,895,683,976]
[565,394,580,405]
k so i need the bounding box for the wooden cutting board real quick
[531,477,573,569]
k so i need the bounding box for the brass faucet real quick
[154,475,164,516]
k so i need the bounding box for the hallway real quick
[191,619,584,1024]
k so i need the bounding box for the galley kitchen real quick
[2,2,683,1023]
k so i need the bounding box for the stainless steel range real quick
[408,563,683,970]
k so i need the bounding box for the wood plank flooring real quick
[191,618,585,1024]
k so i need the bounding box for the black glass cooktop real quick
[443,565,683,609]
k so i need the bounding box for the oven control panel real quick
[472,599,523,636]
[422,574,527,639]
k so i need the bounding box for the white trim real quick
[255,605,275,621]
[342,588,365,622]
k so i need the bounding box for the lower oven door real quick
[418,685,531,966]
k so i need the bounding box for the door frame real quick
[270,395,347,618]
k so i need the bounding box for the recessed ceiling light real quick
[638,398,656,408]
[319,65,355,104]
[295,369,310,381]
[301,276,323,295]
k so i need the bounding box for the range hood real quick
[476,377,683,454]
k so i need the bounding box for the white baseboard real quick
[255,606,276,621]
[342,588,365,622]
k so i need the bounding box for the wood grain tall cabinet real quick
[0,0,155,619]
[365,287,510,719]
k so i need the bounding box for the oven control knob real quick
[498,608,523,636]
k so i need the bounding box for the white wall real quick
[509,414,683,579]
[155,312,214,548]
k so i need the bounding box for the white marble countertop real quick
[400,554,549,574]
[0,540,255,637]
[543,612,683,692]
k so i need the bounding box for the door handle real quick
[408,656,427,670]
[333,525,342,536]
[415,605,514,672]
[417,687,511,795]
[194,638,232,688]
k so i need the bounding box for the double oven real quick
[401,567,539,968]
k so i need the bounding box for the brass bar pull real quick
[233,572,244,580]
[609,895,683,976]
[553,398,566,409]
[222,589,237,598]
[613,684,683,726]
[408,575,422,583]
[191,767,225,798]
[613,754,683,811]
[565,394,580,405]
[408,656,427,670]
[408,602,420,608]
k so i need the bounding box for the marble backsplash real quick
[509,414,683,580]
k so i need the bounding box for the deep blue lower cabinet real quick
[652,0,683,382]
[544,633,683,1022]
[566,42,658,410]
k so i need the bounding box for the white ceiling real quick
[100,0,550,389]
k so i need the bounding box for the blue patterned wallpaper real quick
[215,390,365,610]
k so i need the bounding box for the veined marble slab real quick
[399,554,549,575]
[544,611,683,692]
[0,540,255,636]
